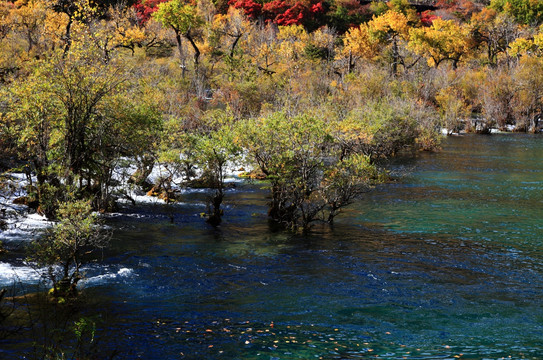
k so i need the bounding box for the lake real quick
[2,134,543,359]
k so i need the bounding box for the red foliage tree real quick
[230,0,326,27]
[420,10,438,26]
[229,0,263,18]
[134,0,169,23]
[434,0,479,21]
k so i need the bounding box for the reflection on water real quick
[2,134,543,359]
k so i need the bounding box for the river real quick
[1,134,543,359]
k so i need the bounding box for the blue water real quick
[2,134,543,359]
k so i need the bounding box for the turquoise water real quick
[2,134,543,359]
[355,134,543,249]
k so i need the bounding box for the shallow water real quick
[2,134,543,359]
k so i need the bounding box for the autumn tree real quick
[471,9,519,66]
[87,4,146,63]
[435,86,469,133]
[511,57,543,132]
[52,0,100,56]
[489,0,543,25]
[367,10,411,74]
[134,0,168,23]
[0,2,14,42]
[211,7,251,58]
[408,18,470,69]
[342,23,379,72]
[6,0,68,57]
[481,68,517,130]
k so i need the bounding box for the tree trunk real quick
[174,30,187,78]
[392,37,398,76]
[184,31,200,69]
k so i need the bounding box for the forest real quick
[0,0,543,358]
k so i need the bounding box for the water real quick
[2,134,543,359]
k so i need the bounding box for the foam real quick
[81,267,135,286]
[0,212,51,242]
[0,262,43,285]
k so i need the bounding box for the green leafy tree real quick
[152,0,204,70]
[334,100,421,160]
[238,112,382,231]
[31,200,109,299]
[189,111,241,225]
[4,47,161,216]
[489,0,543,25]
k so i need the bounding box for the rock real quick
[12,196,28,205]
[475,122,491,134]
[12,196,39,209]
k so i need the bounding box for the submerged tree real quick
[239,112,382,231]
[159,110,241,225]
[190,112,241,226]
[31,200,109,299]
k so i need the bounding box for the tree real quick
[134,0,169,23]
[481,69,516,130]
[52,0,100,56]
[367,10,410,74]
[435,86,469,133]
[228,0,262,20]
[211,7,251,58]
[7,0,68,56]
[342,23,380,72]
[489,0,543,25]
[30,200,109,299]
[511,57,543,132]
[238,112,383,231]
[408,18,470,69]
[470,9,519,67]
[328,0,370,33]
[0,2,14,42]
[332,99,422,160]
[4,46,161,216]
[508,25,543,59]
[87,5,147,63]
[189,111,241,225]
[152,0,204,70]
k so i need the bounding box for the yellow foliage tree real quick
[508,37,535,58]
[211,8,251,58]
[367,10,410,74]
[0,1,14,41]
[277,24,309,62]
[87,6,146,63]
[343,24,379,61]
[408,18,470,69]
[246,23,281,75]
[8,0,67,55]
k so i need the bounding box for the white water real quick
[0,262,43,285]
[81,267,135,286]
[0,262,136,288]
